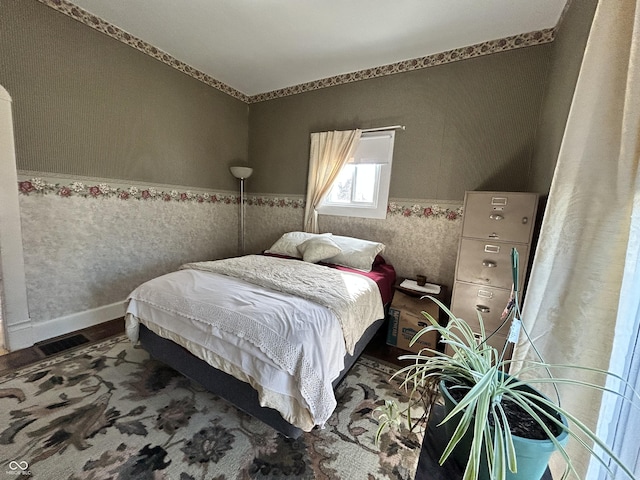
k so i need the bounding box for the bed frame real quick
[139,316,387,438]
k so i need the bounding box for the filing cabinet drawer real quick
[445,331,513,358]
[455,238,529,290]
[450,282,512,331]
[462,192,538,243]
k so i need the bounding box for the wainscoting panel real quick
[18,187,237,326]
[245,198,306,255]
[16,176,463,345]
[245,197,463,292]
[321,212,462,290]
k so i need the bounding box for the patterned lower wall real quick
[245,197,463,294]
[17,175,239,325]
[17,174,463,329]
[321,211,462,291]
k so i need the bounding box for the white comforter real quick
[125,255,384,431]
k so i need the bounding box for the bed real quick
[125,232,396,438]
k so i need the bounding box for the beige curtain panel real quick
[303,129,362,233]
[512,0,640,478]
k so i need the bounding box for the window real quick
[317,131,395,219]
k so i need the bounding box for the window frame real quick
[317,131,395,219]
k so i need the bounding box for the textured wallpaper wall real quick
[1,0,247,334]
[0,0,248,191]
[1,0,575,338]
[248,46,552,200]
[528,0,598,194]
[18,173,463,325]
[18,176,238,323]
[245,198,463,291]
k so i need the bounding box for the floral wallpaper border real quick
[17,177,463,220]
[38,0,555,104]
[387,202,463,220]
[250,29,555,103]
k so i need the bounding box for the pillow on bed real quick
[324,235,386,272]
[265,231,332,258]
[297,236,343,263]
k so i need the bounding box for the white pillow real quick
[324,235,385,271]
[265,231,332,258]
[297,236,343,263]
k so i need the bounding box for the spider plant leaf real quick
[496,402,517,472]
[440,403,475,462]
[491,411,506,480]
[442,368,499,421]
[374,291,639,479]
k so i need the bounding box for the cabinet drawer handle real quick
[482,260,497,268]
[484,245,500,253]
[489,214,504,220]
[476,305,491,313]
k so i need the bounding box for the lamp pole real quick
[229,166,253,255]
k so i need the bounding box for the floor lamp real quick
[229,166,253,255]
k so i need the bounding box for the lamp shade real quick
[229,166,253,179]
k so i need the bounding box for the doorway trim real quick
[0,85,32,350]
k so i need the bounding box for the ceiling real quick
[67,0,568,97]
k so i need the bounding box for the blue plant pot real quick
[439,379,569,480]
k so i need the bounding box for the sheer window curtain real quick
[303,129,362,233]
[510,0,640,478]
[588,188,640,478]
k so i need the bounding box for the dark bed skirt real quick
[138,317,386,438]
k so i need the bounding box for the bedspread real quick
[125,256,384,431]
[180,254,384,354]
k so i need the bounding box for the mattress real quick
[125,254,393,432]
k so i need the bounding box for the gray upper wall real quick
[1,0,594,201]
[249,46,553,201]
[529,0,598,195]
[0,0,248,191]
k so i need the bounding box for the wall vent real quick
[36,334,89,356]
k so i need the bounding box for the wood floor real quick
[0,318,125,375]
[0,318,409,375]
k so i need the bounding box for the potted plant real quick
[375,248,637,480]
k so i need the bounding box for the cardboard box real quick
[386,291,440,354]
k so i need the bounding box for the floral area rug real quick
[0,335,423,479]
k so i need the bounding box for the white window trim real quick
[317,131,395,219]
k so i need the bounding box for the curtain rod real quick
[361,125,406,133]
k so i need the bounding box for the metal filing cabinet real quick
[450,191,539,355]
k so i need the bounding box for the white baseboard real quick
[30,301,126,346]
[5,318,34,351]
